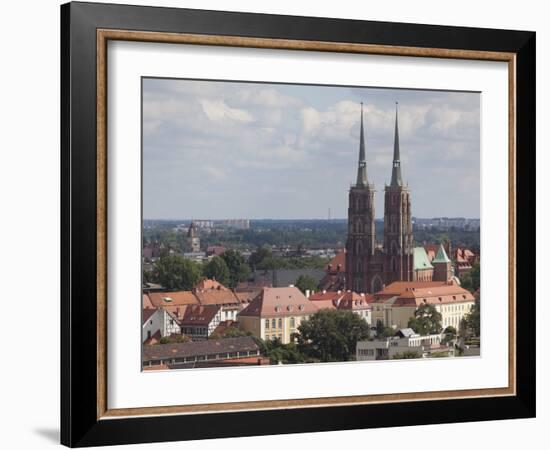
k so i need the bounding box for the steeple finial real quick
[356,102,368,187]
[390,102,403,187]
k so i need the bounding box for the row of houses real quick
[143,277,476,348]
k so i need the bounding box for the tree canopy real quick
[294,275,318,294]
[460,262,480,293]
[407,304,443,335]
[297,309,370,362]
[153,254,202,291]
[203,256,230,286]
[220,249,251,288]
[462,295,480,337]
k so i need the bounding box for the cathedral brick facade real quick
[346,103,415,294]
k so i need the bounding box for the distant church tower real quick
[432,243,453,282]
[383,103,413,283]
[345,103,377,294]
[187,222,200,252]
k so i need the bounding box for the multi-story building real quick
[308,290,374,324]
[180,304,223,340]
[238,287,318,344]
[142,308,181,344]
[370,280,475,330]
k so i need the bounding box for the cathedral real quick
[344,103,451,294]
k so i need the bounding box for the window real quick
[278,318,282,328]
[290,317,295,328]
[272,319,277,328]
[265,319,270,329]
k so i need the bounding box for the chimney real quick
[305,289,311,298]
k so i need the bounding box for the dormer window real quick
[275,306,282,313]
[298,305,305,311]
[287,305,293,311]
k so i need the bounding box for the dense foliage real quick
[152,254,202,290]
[296,309,370,362]
[460,262,480,293]
[407,304,443,335]
[461,295,480,337]
[294,275,319,294]
[203,256,230,285]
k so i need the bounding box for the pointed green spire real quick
[356,102,368,187]
[390,102,403,187]
[432,243,451,263]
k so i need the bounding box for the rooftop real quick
[142,336,259,362]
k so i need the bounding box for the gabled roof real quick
[326,250,346,273]
[148,291,199,307]
[142,308,157,325]
[413,247,433,270]
[372,281,475,307]
[143,293,155,309]
[195,289,240,306]
[239,287,318,318]
[180,304,221,326]
[337,292,374,310]
[195,278,229,291]
[432,243,451,263]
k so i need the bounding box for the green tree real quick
[407,304,443,335]
[460,262,480,293]
[248,246,272,269]
[203,256,230,285]
[220,250,251,288]
[294,275,318,294]
[462,295,480,336]
[442,325,457,344]
[375,320,385,336]
[257,338,308,364]
[153,254,202,291]
[297,309,370,362]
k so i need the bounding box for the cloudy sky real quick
[143,78,480,220]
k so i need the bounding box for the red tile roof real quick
[239,287,318,318]
[195,289,240,306]
[143,294,155,309]
[180,304,221,326]
[148,291,199,307]
[373,281,475,307]
[327,250,346,273]
[142,308,157,324]
[195,278,230,291]
[337,292,374,310]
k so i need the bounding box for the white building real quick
[142,308,181,344]
[356,329,454,361]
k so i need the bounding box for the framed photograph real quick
[61,1,535,447]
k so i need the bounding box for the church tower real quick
[346,103,376,293]
[383,103,413,283]
[187,222,200,252]
[432,243,453,282]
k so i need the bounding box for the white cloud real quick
[199,99,255,123]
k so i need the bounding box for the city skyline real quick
[143,78,480,220]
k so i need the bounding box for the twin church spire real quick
[355,102,403,188]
